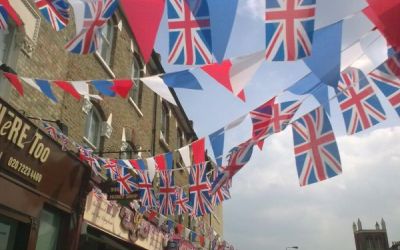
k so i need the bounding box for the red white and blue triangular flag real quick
[265,0,316,61]
[369,53,400,116]
[136,167,158,208]
[174,187,192,215]
[65,0,119,54]
[0,0,23,31]
[336,67,386,135]
[211,180,230,207]
[167,0,212,65]
[189,163,212,217]
[115,160,138,195]
[158,170,176,215]
[35,0,70,31]
[250,97,275,150]
[292,106,342,186]
[141,76,177,105]
[98,158,118,180]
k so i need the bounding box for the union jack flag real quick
[369,54,400,116]
[265,0,316,61]
[115,160,138,195]
[65,0,118,54]
[250,97,275,149]
[211,182,231,207]
[158,170,176,215]
[0,4,9,31]
[35,0,70,31]
[189,163,212,216]
[42,122,59,140]
[174,187,192,215]
[167,0,212,65]
[137,170,157,208]
[98,158,118,180]
[78,146,102,175]
[292,106,342,186]
[211,139,255,194]
[336,67,386,135]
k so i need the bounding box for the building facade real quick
[0,1,223,249]
[353,219,390,250]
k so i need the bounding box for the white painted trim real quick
[82,137,97,150]
[94,52,116,79]
[128,97,144,117]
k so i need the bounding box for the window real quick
[84,106,102,149]
[129,57,142,106]
[98,20,114,65]
[0,24,16,96]
[177,128,183,149]
[161,103,169,144]
[35,208,62,250]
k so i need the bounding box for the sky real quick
[154,0,400,249]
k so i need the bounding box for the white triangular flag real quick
[141,76,177,105]
[178,145,192,168]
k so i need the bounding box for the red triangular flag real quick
[111,79,134,98]
[199,235,205,247]
[191,138,205,165]
[54,81,81,100]
[120,0,165,63]
[201,60,233,91]
[3,73,23,96]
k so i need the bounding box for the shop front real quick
[81,188,169,250]
[0,98,90,250]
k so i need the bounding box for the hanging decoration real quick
[288,21,344,115]
[115,160,138,195]
[0,0,23,31]
[250,97,275,150]
[34,0,70,31]
[265,0,316,61]
[189,163,213,217]
[363,0,400,51]
[158,153,176,215]
[136,162,158,208]
[336,67,386,135]
[292,106,342,186]
[167,0,213,65]
[174,187,192,215]
[369,53,400,116]
[120,0,165,63]
[65,0,119,54]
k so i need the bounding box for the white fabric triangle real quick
[146,157,157,181]
[141,76,177,105]
[20,77,40,91]
[224,114,248,131]
[178,145,192,168]
[230,51,265,96]
[69,0,85,33]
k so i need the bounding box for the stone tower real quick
[353,219,390,250]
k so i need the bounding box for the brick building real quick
[0,1,223,249]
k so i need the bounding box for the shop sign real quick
[0,99,86,209]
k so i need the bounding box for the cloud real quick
[223,126,400,250]
[237,0,265,20]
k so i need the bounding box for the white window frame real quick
[84,106,102,149]
[128,56,144,116]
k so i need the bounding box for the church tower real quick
[353,219,389,250]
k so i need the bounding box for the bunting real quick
[0,0,23,31]
[189,163,212,217]
[115,160,138,195]
[369,54,400,116]
[174,187,192,215]
[292,107,342,186]
[336,67,386,135]
[250,97,275,150]
[34,0,70,31]
[158,170,176,215]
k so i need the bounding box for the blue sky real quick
[154,0,400,249]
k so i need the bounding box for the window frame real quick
[98,20,115,65]
[160,103,170,144]
[84,106,103,149]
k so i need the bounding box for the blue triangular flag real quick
[91,80,116,96]
[209,128,225,167]
[208,0,238,63]
[160,70,202,90]
[303,21,343,88]
[34,79,58,102]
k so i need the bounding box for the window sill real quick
[128,97,144,117]
[83,137,98,150]
[94,52,116,79]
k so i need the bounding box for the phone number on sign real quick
[7,157,42,183]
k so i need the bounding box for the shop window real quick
[98,20,115,65]
[161,103,170,144]
[129,57,143,108]
[35,208,62,250]
[0,213,29,250]
[84,106,103,149]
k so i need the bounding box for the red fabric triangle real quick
[237,89,246,101]
[120,0,165,63]
[147,210,157,221]
[199,236,205,246]
[192,138,205,165]
[201,60,233,91]
[54,81,81,100]
[3,73,23,96]
[257,140,264,150]
[154,154,166,171]
[0,0,23,26]
[111,79,134,98]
